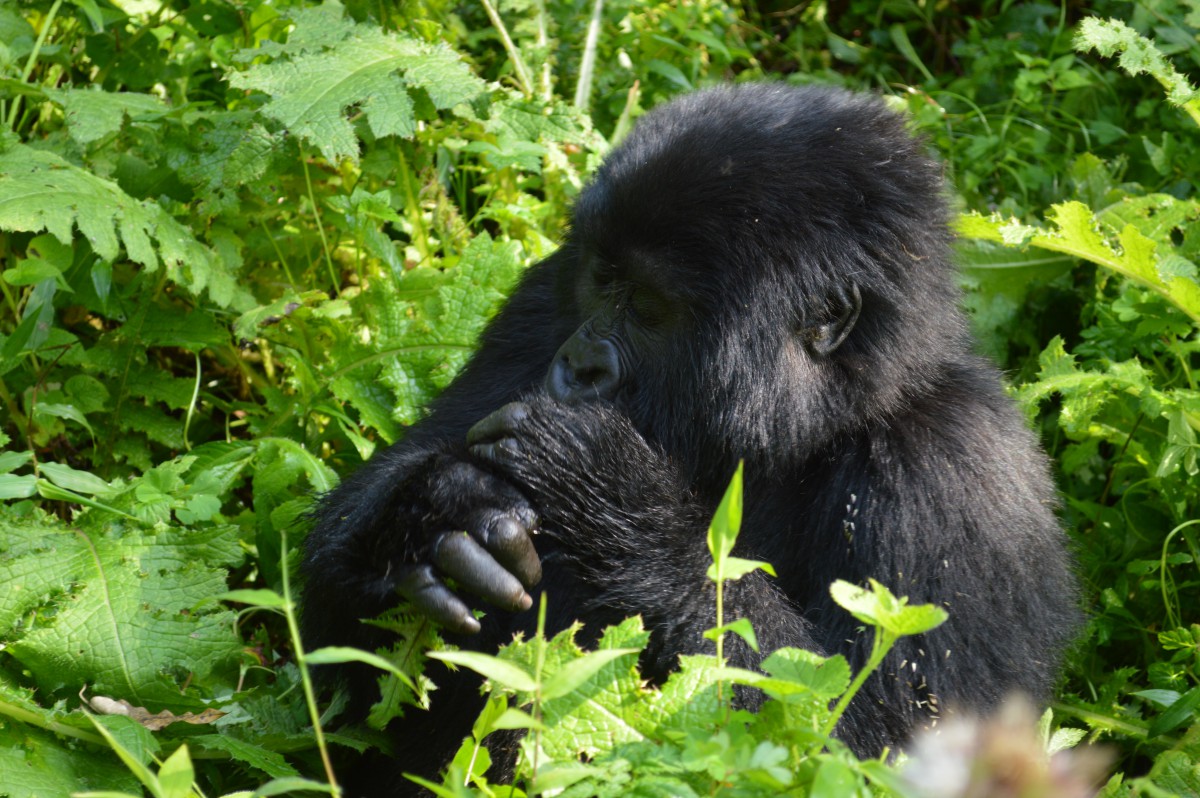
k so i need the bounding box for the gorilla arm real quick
[300,257,569,648]
[467,395,822,677]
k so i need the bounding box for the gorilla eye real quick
[591,262,618,288]
[629,286,668,324]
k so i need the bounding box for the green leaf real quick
[192,734,299,779]
[156,745,195,798]
[428,650,538,692]
[307,646,417,692]
[49,87,167,147]
[829,579,948,637]
[957,203,1200,323]
[759,647,851,700]
[229,3,484,165]
[0,145,243,308]
[39,462,110,494]
[809,756,859,798]
[702,618,759,652]
[0,473,37,499]
[0,719,139,797]
[1149,685,1200,738]
[542,647,640,700]
[0,512,242,707]
[218,588,288,610]
[706,461,744,577]
[0,450,33,473]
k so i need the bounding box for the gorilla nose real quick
[545,335,620,402]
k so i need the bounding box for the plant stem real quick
[480,0,534,97]
[7,0,63,130]
[281,528,342,795]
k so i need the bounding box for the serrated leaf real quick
[0,145,244,308]
[500,618,652,761]
[0,513,242,707]
[192,734,299,779]
[759,647,851,700]
[957,205,1200,323]
[542,647,640,700]
[49,87,167,146]
[229,5,484,164]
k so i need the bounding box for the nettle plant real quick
[957,17,1200,789]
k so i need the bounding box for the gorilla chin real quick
[301,82,1079,793]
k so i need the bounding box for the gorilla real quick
[301,83,1078,790]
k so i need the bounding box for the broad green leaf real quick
[49,87,167,146]
[0,450,33,473]
[809,757,859,798]
[500,618,652,760]
[542,647,640,700]
[760,647,851,700]
[0,513,242,707]
[0,718,139,797]
[0,473,37,499]
[229,4,484,165]
[957,204,1200,323]
[0,145,245,308]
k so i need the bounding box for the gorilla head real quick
[549,85,966,475]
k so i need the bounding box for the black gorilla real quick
[302,83,1078,789]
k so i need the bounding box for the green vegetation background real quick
[1,0,1199,795]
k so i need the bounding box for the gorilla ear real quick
[805,283,861,357]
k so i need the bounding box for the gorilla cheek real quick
[545,325,622,402]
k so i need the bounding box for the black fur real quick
[301,84,1078,793]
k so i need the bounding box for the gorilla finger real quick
[467,403,530,447]
[475,513,542,587]
[433,531,533,612]
[395,564,480,635]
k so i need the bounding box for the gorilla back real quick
[302,83,1078,791]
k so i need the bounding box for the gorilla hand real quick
[467,397,691,565]
[394,456,541,635]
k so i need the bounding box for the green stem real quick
[820,631,894,739]
[573,0,604,111]
[281,528,341,795]
[183,351,201,452]
[0,698,105,745]
[301,155,339,293]
[7,0,63,130]
[480,0,533,97]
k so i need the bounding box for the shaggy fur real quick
[302,83,1078,795]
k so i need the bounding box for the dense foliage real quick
[0,0,1198,795]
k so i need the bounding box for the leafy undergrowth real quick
[1,0,1199,795]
